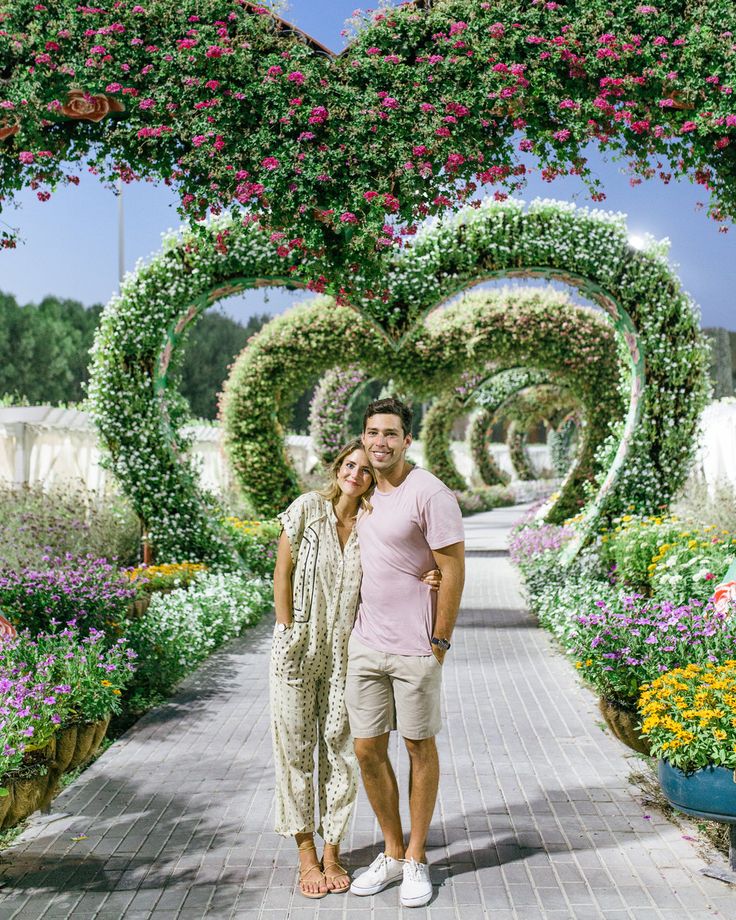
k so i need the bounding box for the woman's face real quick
[336,448,374,499]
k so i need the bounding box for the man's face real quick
[362,413,412,473]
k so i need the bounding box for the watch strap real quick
[431,636,451,651]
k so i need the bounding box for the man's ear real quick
[404,433,413,449]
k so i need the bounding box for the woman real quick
[271,438,439,899]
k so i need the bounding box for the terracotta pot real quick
[599,697,652,756]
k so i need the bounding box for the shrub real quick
[0,554,137,635]
[124,571,273,710]
[453,486,515,517]
[221,518,280,576]
[0,483,141,570]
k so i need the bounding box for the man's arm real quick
[430,541,465,662]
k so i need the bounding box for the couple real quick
[270,396,465,908]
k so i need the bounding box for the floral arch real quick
[87,198,708,561]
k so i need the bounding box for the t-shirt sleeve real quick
[277,494,309,565]
[420,488,465,551]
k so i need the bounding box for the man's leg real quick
[403,735,440,863]
[353,733,404,859]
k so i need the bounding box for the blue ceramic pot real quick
[658,759,736,823]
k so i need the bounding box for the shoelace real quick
[371,852,392,873]
[404,858,425,882]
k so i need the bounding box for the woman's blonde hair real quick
[318,438,375,512]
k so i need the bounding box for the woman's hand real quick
[420,568,442,592]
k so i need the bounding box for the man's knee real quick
[403,735,438,762]
[354,734,389,770]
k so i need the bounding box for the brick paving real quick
[1,506,735,918]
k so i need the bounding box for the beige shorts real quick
[345,633,443,740]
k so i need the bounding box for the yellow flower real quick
[713,730,727,741]
[101,680,112,687]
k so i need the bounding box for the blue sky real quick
[1,1,734,330]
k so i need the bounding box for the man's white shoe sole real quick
[400,890,433,907]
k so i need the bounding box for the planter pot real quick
[0,788,14,827]
[658,759,736,823]
[658,760,736,883]
[599,698,651,756]
[1,772,51,829]
[0,716,112,829]
[67,716,110,771]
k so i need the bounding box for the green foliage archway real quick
[88,198,708,560]
[2,0,736,302]
[469,368,553,486]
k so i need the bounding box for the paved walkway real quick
[1,506,736,919]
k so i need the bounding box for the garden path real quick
[1,505,736,919]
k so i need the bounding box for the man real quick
[346,397,465,908]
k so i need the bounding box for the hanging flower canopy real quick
[1,0,735,305]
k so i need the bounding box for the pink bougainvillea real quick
[0,0,734,297]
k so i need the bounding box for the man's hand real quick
[431,645,446,666]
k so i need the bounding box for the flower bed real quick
[0,485,278,828]
[0,555,137,635]
[124,571,273,712]
[512,505,736,775]
[573,598,736,710]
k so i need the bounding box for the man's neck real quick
[375,458,412,493]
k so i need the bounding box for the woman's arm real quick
[273,531,295,626]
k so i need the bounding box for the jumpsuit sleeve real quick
[276,493,311,567]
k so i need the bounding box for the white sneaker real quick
[400,858,433,907]
[349,852,404,896]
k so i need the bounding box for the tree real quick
[0,291,102,405]
[178,310,271,420]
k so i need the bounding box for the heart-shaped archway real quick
[88,199,708,562]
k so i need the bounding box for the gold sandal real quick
[297,840,328,900]
[322,858,351,893]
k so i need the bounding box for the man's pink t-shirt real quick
[352,466,464,656]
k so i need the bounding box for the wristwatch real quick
[431,637,451,651]
[276,621,293,634]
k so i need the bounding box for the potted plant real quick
[639,661,736,882]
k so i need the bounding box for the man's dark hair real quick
[362,397,413,437]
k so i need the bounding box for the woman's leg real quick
[317,673,358,891]
[296,832,327,897]
[270,667,319,821]
[271,671,327,895]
